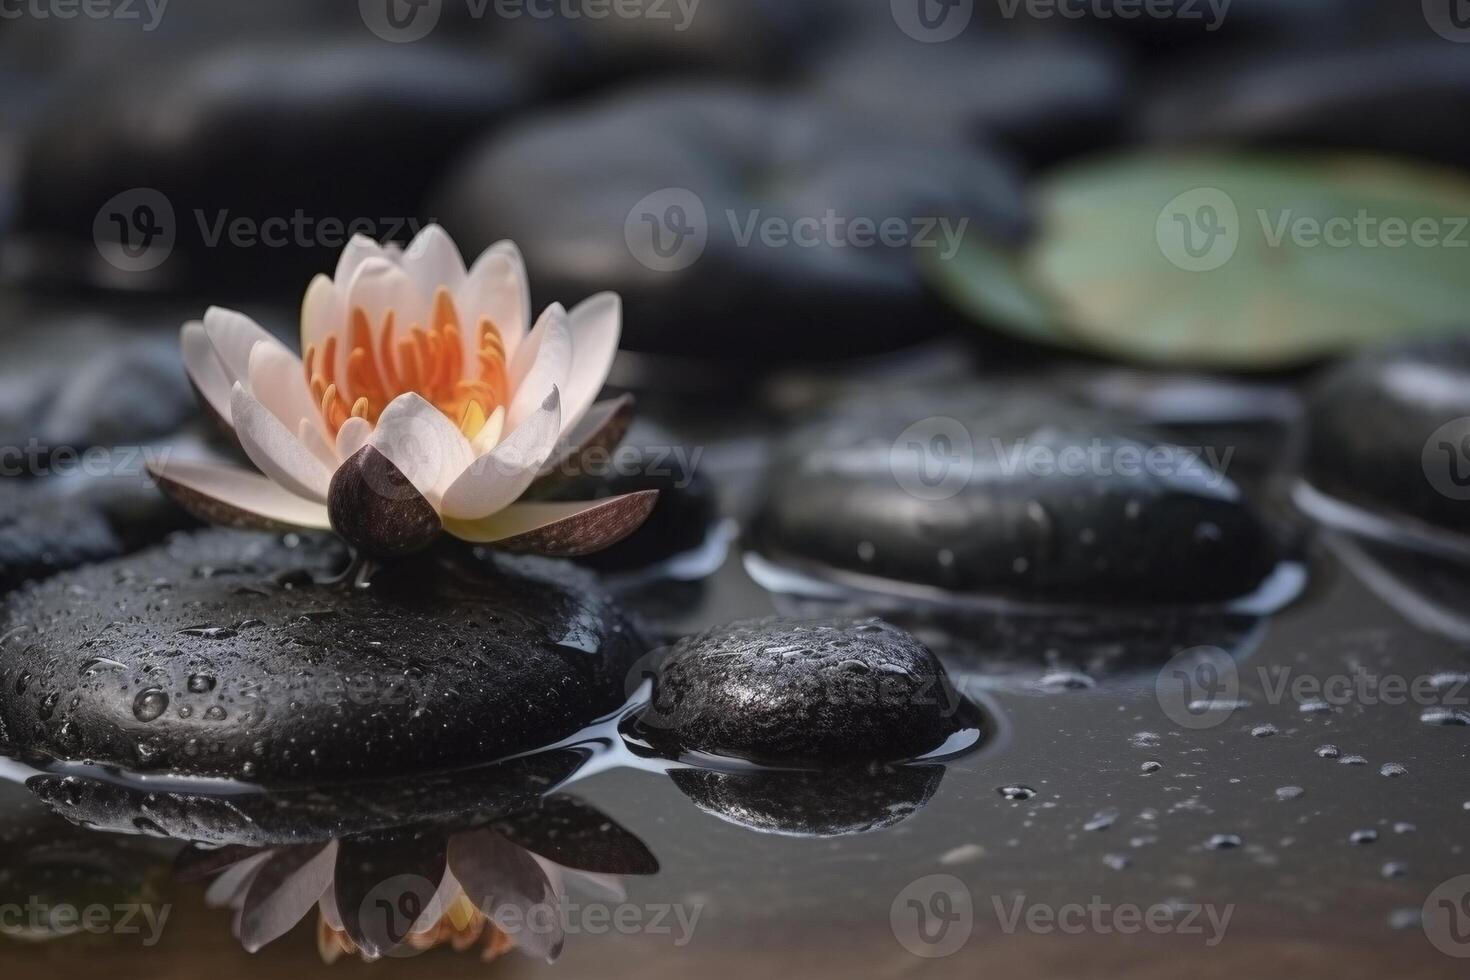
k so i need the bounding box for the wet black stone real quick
[670,766,943,837]
[529,440,717,573]
[987,0,1385,58]
[638,617,967,766]
[434,84,1029,360]
[806,36,1128,170]
[483,0,835,91]
[25,750,584,848]
[754,387,1279,603]
[0,783,179,938]
[1145,42,1470,170]
[1304,336,1470,534]
[0,304,195,454]
[15,40,536,294]
[0,478,125,594]
[0,529,645,785]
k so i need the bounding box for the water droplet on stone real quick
[998,785,1037,802]
[1251,724,1278,738]
[177,625,238,640]
[1316,744,1339,759]
[1039,670,1094,692]
[1420,708,1470,726]
[132,688,168,723]
[204,706,226,721]
[1206,834,1243,850]
[1275,786,1304,801]
[1382,861,1408,879]
[187,674,216,694]
[1103,853,1131,871]
[1141,761,1163,774]
[1349,829,1378,845]
[1380,762,1408,778]
[1339,755,1367,766]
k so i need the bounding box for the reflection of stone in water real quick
[765,589,1264,682]
[0,782,178,944]
[1322,530,1470,642]
[669,766,944,839]
[24,748,583,849]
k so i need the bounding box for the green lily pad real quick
[928,154,1470,369]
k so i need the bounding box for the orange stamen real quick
[303,290,510,438]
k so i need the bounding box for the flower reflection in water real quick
[177,795,657,964]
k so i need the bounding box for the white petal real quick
[299,419,338,470]
[300,273,343,359]
[401,224,466,299]
[335,416,371,461]
[366,392,474,505]
[458,240,530,366]
[204,307,281,386]
[560,292,622,438]
[149,458,332,530]
[231,383,333,503]
[442,492,647,548]
[470,405,506,457]
[205,852,274,910]
[248,340,318,435]
[439,388,561,521]
[343,257,421,384]
[181,320,232,423]
[239,842,338,955]
[334,233,397,285]
[506,305,571,433]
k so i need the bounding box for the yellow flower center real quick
[316,892,515,964]
[304,287,507,441]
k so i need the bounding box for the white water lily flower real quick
[151,225,655,558]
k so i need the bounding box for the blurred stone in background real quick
[435,85,1029,360]
[11,40,536,295]
[1145,42,1470,171]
